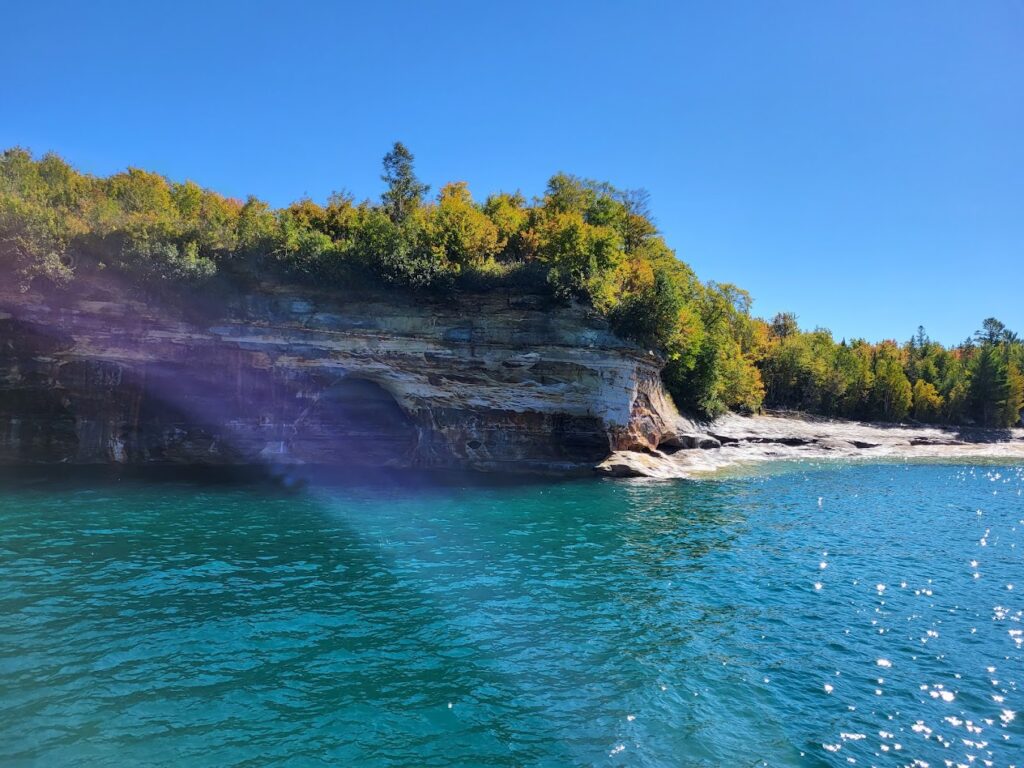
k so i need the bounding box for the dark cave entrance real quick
[311,378,418,466]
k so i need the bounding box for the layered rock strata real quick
[0,280,678,475]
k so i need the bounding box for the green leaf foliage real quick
[1,145,1019,427]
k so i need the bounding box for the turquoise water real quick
[1,463,1021,767]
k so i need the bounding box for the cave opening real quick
[312,378,418,466]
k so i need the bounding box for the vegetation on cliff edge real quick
[1,144,1021,427]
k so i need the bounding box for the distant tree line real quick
[758,314,1024,428]
[1,144,1021,427]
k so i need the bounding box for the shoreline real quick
[597,412,1024,479]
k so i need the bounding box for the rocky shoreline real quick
[597,412,1024,478]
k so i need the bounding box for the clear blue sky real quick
[2,1,1021,344]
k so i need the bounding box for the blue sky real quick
[2,1,1021,344]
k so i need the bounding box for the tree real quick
[718,337,765,413]
[872,344,912,421]
[977,318,1007,345]
[422,182,499,269]
[538,210,622,302]
[0,194,78,286]
[769,312,799,340]
[837,341,875,418]
[609,267,683,350]
[483,191,529,260]
[912,379,943,421]
[381,142,428,224]
[106,168,175,216]
[1000,364,1024,427]
[544,173,595,215]
[968,344,1007,427]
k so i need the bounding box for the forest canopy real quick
[1,144,1021,428]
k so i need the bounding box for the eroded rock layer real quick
[0,281,677,474]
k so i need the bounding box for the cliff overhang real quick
[0,278,681,475]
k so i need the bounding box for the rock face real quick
[0,280,679,475]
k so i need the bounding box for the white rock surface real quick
[597,412,1024,478]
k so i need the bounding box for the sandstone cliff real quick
[0,279,680,475]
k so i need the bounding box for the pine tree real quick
[381,142,429,224]
[969,343,1009,427]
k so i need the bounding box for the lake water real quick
[1,462,1021,767]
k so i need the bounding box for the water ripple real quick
[0,463,1021,766]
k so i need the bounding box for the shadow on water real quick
[0,462,594,494]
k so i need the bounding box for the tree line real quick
[1,144,1021,427]
[758,315,1023,428]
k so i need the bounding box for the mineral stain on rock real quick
[0,280,677,475]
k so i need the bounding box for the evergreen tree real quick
[969,343,1009,426]
[381,142,429,224]
[977,317,1008,345]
